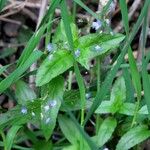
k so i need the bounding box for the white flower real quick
[49,100,57,107]
[92,20,102,30]
[45,117,51,124]
[75,49,80,58]
[21,106,27,114]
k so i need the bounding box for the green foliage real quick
[0,0,150,149]
[93,117,117,147]
[41,76,64,140]
[36,50,73,86]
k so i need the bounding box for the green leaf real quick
[118,103,136,116]
[119,0,141,100]
[61,90,92,111]
[0,0,7,11]
[73,0,99,20]
[58,115,90,150]
[93,117,117,147]
[15,80,36,105]
[123,69,134,102]
[0,64,11,76]
[110,77,126,102]
[36,50,73,86]
[0,100,41,130]
[78,33,124,49]
[17,24,47,67]
[119,0,129,35]
[5,125,21,150]
[63,144,79,150]
[116,125,150,150]
[0,50,43,94]
[41,76,64,140]
[95,101,114,114]
[95,77,126,114]
[77,34,125,69]
[53,20,78,44]
[33,140,53,150]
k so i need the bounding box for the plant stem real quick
[96,57,101,133]
[131,97,140,128]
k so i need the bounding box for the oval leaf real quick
[15,80,36,105]
[93,117,117,147]
[41,76,64,140]
[36,50,73,86]
[76,33,125,69]
[116,125,150,150]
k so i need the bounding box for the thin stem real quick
[96,57,101,134]
[131,97,140,128]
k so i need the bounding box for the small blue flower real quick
[49,100,57,107]
[75,49,80,58]
[21,106,27,114]
[92,20,102,30]
[47,43,53,52]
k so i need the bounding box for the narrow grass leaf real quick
[58,115,90,150]
[5,125,21,150]
[119,0,141,100]
[73,0,99,20]
[0,50,43,93]
[60,0,86,115]
[38,0,61,29]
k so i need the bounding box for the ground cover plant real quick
[0,0,150,149]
